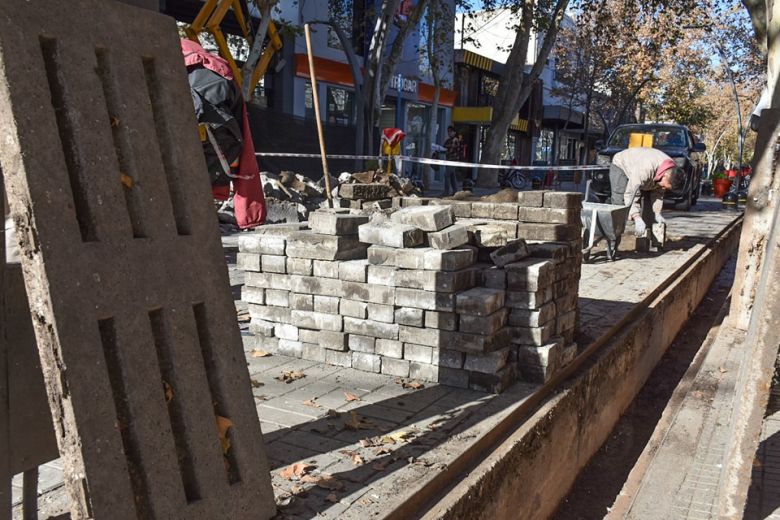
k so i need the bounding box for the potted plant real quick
[713,171,733,198]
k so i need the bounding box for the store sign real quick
[390,74,418,94]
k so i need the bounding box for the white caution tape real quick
[255,151,608,171]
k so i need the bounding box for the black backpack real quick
[186,65,244,186]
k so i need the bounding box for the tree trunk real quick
[361,0,403,156]
[311,20,366,162]
[478,0,569,187]
[423,0,442,191]
[379,0,429,105]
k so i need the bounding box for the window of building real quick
[304,81,315,119]
[534,129,554,165]
[380,99,397,130]
[501,132,517,162]
[481,75,499,105]
[326,86,354,126]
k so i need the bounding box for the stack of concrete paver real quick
[238,192,584,392]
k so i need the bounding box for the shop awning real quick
[295,55,457,107]
[452,106,528,132]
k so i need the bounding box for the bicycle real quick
[499,168,528,190]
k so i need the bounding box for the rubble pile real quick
[238,191,583,392]
[260,169,422,223]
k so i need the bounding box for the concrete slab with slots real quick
[0,1,273,518]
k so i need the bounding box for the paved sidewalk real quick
[16,199,740,519]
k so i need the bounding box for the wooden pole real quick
[304,23,333,207]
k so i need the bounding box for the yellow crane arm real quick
[185,0,281,96]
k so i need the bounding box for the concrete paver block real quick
[518,207,580,225]
[424,311,458,331]
[286,257,313,276]
[397,247,476,271]
[338,259,369,282]
[286,231,368,260]
[339,299,368,319]
[381,358,410,377]
[358,220,424,248]
[394,268,475,293]
[339,183,390,200]
[0,2,274,516]
[490,239,530,267]
[390,205,454,231]
[236,252,261,272]
[464,347,511,374]
[428,224,469,250]
[517,191,546,207]
[468,224,511,248]
[543,191,583,209]
[505,259,555,291]
[456,288,506,316]
[459,309,508,335]
[395,307,424,327]
[313,260,339,278]
[395,287,456,312]
[309,212,369,236]
[351,352,382,373]
[367,265,397,286]
[261,254,287,273]
[517,223,581,242]
[239,233,286,255]
[375,339,404,359]
[348,334,375,353]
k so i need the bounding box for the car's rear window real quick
[608,126,687,148]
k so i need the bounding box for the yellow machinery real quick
[184,0,282,94]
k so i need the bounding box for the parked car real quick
[593,123,706,210]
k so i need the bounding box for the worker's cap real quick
[655,159,676,181]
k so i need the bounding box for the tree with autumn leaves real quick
[548,0,762,173]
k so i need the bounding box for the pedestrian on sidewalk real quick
[443,126,461,196]
[609,147,684,235]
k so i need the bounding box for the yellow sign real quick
[629,133,653,148]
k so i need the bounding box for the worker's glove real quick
[654,213,666,224]
[634,217,647,237]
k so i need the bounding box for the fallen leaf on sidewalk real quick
[279,462,315,480]
[325,493,339,503]
[344,411,375,431]
[120,173,134,189]
[718,366,728,374]
[380,431,412,444]
[250,378,264,388]
[373,447,391,456]
[251,349,272,358]
[344,391,361,402]
[339,450,365,466]
[394,378,425,390]
[276,370,306,383]
[290,485,307,496]
[359,437,381,448]
[162,381,173,403]
[303,398,321,408]
[215,415,233,455]
[314,474,345,491]
[326,409,340,418]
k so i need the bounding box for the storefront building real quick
[451,49,541,173]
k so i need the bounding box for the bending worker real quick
[609,147,684,235]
